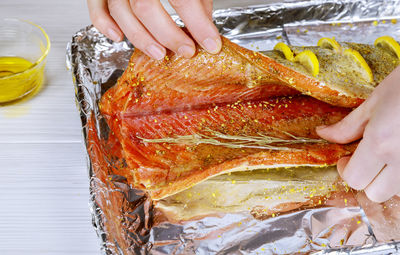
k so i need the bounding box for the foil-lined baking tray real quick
[67,0,400,254]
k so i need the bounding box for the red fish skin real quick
[100,37,303,118]
[100,36,364,122]
[101,76,299,118]
[109,96,354,199]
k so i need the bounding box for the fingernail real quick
[316,125,328,131]
[177,45,195,58]
[146,44,165,60]
[337,157,350,177]
[202,37,221,54]
[107,28,122,42]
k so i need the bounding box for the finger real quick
[108,0,166,60]
[201,0,213,19]
[130,0,196,58]
[169,0,221,54]
[87,0,123,41]
[340,138,385,190]
[316,102,370,144]
[365,164,400,203]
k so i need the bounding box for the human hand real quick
[87,0,221,60]
[317,66,400,203]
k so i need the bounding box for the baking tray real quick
[67,0,400,254]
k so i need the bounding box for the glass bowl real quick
[0,18,51,103]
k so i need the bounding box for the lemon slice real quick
[294,50,320,77]
[317,37,341,52]
[344,49,373,82]
[374,35,400,59]
[274,42,294,61]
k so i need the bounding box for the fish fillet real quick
[100,37,398,120]
[99,36,397,200]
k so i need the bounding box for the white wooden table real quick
[0,1,99,254]
[0,1,278,254]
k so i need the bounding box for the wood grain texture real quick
[0,1,277,254]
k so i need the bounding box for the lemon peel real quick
[344,49,373,82]
[374,35,400,59]
[317,37,341,52]
[274,42,294,61]
[294,50,320,77]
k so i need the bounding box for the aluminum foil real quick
[67,0,400,254]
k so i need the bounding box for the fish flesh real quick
[105,96,354,199]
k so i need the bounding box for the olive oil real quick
[0,56,43,103]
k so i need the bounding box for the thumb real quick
[316,101,371,144]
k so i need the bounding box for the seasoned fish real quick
[100,35,397,200]
[103,95,354,200]
[100,37,299,117]
[101,37,398,120]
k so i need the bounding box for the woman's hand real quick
[317,66,400,203]
[87,0,221,59]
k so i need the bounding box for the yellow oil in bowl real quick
[0,56,44,103]
[0,57,33,77]
[0,19,50,104]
